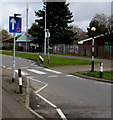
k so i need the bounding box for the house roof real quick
[2,33,32,43]
[78,34,104,45]
[16,33,32,42]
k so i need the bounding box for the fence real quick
[52,44,113,58]
[78,45,113,58]
[52,44,78,54]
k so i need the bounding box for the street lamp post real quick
[91,27,96,72]
[26,2,28,51]
[44,0,47,55]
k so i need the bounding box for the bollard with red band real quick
[18,69,23,94]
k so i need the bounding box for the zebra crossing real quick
[14,67,83,80]
[14,67,82,79]
[15,67,62,76]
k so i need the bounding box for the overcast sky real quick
[0,0,112,32]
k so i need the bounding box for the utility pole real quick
[44,0,47,55]
[12,33,16,82]
[9,14,22,82]
[26,2,28,51]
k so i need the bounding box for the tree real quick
[87,14,110,37]
[29,1,76,45]
[71,25,88,44]
[28,23,44,44]
[0,29,12,41]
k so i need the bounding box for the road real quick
[1,54,112,119]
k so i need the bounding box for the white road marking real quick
[15,70,28,76]
[20,67,28,69]
[35,84,48,94]
[36,94,57,108]
[56,108,68,120]
[74,76,82,79]
[27,77,47,85]
[26,77,68,120]
[66,75,74,77]
[48,75,58,78]
[44,68,62,74]
[28,69,47,75]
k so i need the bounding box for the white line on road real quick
[28,77,47,85]
[28,77,68,120]
[74,76,82,79]
[48,75,58,78]
[20,67,28,69]
[66,75,74,77]
[15,70,28,76]
[28,69,47,75]
[36,94,57,108]
[35,84,48,94]
[44,68,62,74]
[56,108,68,120]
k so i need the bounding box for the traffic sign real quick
[9,16,22,33]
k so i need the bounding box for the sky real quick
[0,0,112,32]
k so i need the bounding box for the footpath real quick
[2,67,42,119]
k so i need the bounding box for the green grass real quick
[77,71,113,81]
[1,51,99,67]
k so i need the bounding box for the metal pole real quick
[12,33,16,82]
[44,0,46,55]
[26,2,28,51]
[91,37,94,72]
[47,36,50,63]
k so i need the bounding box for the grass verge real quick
[1,51,99,67]
[77,71,113,81]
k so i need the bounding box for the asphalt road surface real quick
[1,54,112,119]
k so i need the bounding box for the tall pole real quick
[26,2,28,51]
[44,0,46,55]
[47,29,50,63]
[91,37,94,72]
[91,27,96,72]
[12,33,16,82]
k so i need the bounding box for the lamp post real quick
[26,2,28,51]
[44,0,47,55]
[91,27,96,72]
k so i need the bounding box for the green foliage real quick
[28,23,44,44]
[29,2,76,44]
[87,14,110,37]
[77,71,113,81]
[1,51,99,67]
[0,29,12,41]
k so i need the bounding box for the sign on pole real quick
[9,16,22,33]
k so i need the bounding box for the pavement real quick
[2,67,41,119]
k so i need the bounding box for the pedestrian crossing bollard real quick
[18,69,23,94]
[39,54,44,63]
[100,62,103,78]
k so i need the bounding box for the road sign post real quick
[46,29,50,64]
[9,14,22,82]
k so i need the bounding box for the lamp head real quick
[91,27,96,32]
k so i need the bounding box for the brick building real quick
[77,33,113,58]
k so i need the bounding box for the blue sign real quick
[9,16,22,33]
